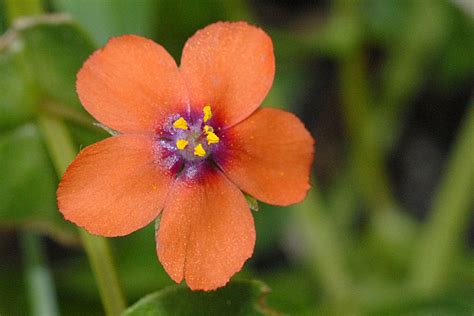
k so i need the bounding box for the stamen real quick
[203,125,214,134]
[194,144,206,157]
[206,131,220,145]
[173,117,188,130]
[203,105,212,123]
[176,139,189,150]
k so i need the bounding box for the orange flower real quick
[57,22,314,291]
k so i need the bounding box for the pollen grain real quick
[206,131,220,145]
[173,117,188,130]
[194,144,206,157]
[203,105,212,123]
[176,139,189,150]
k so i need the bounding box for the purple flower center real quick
[155,106,222,178]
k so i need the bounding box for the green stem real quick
[340,50,395,211]
[5,3,62,316]
[327,167,358,230]
[376,0,447,151]
[5,1,125,314]
[295,188,356,310]
[411,103,474,295]
[21,231,60,316]
[37,112,127,315]
[79,233,127,315]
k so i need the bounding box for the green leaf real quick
[0,0,6,34]
[123,280,275,316]
[0,124,76,243]
[0,14,98,127]
[52,0,251,57]
[18,15,95,110]
[364,0,415,44]
[257,268,320,315]
[253,203,289,254]
[433,2,474,87]
[0,33,39,129]
[245,194,259,212]
[0,14,104,241]
[0,256,28,315]
[154,0,251,58]
[51,0,160,45]
[367,293,474,316]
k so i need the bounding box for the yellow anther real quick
[194,144,206,157]
[203,105,212,123]
[206,131,220,145]
[176,139,189,150]
[173,117,188,130]
[203,125,214,134]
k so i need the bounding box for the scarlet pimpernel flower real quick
[58,22,314,290]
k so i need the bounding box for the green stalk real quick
[327,167,358,230]
[376,0,448,151]
[412,103,474,295]
[339,51,395,210]
[21,231,60,316]
[295,188,356,311]
[5,2,61,316]
[37,112,127,315]
[5,0,125,314]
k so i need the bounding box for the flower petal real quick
[77,35,188,134]
[156,166,255,291]
[180,22,274,128]
[57,135,174,236]
[215,108,314,206]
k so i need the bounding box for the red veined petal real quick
[180,21,274,128]
[77,35,188,134]
[57,135,174,236]
[215,108,314,206]
[156,166,255,291]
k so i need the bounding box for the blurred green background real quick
[0,0,473,315]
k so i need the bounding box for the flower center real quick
[167,105,220,162]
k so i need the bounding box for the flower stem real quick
[5,0,125,313]
[295,188,357,312]
[376,0,447,150]
[37,112,127,315]
[21,231,60,316]
[339,50,395,211]
[411,102,474,295]
[5,2,62,316]
[79,233,127,315]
